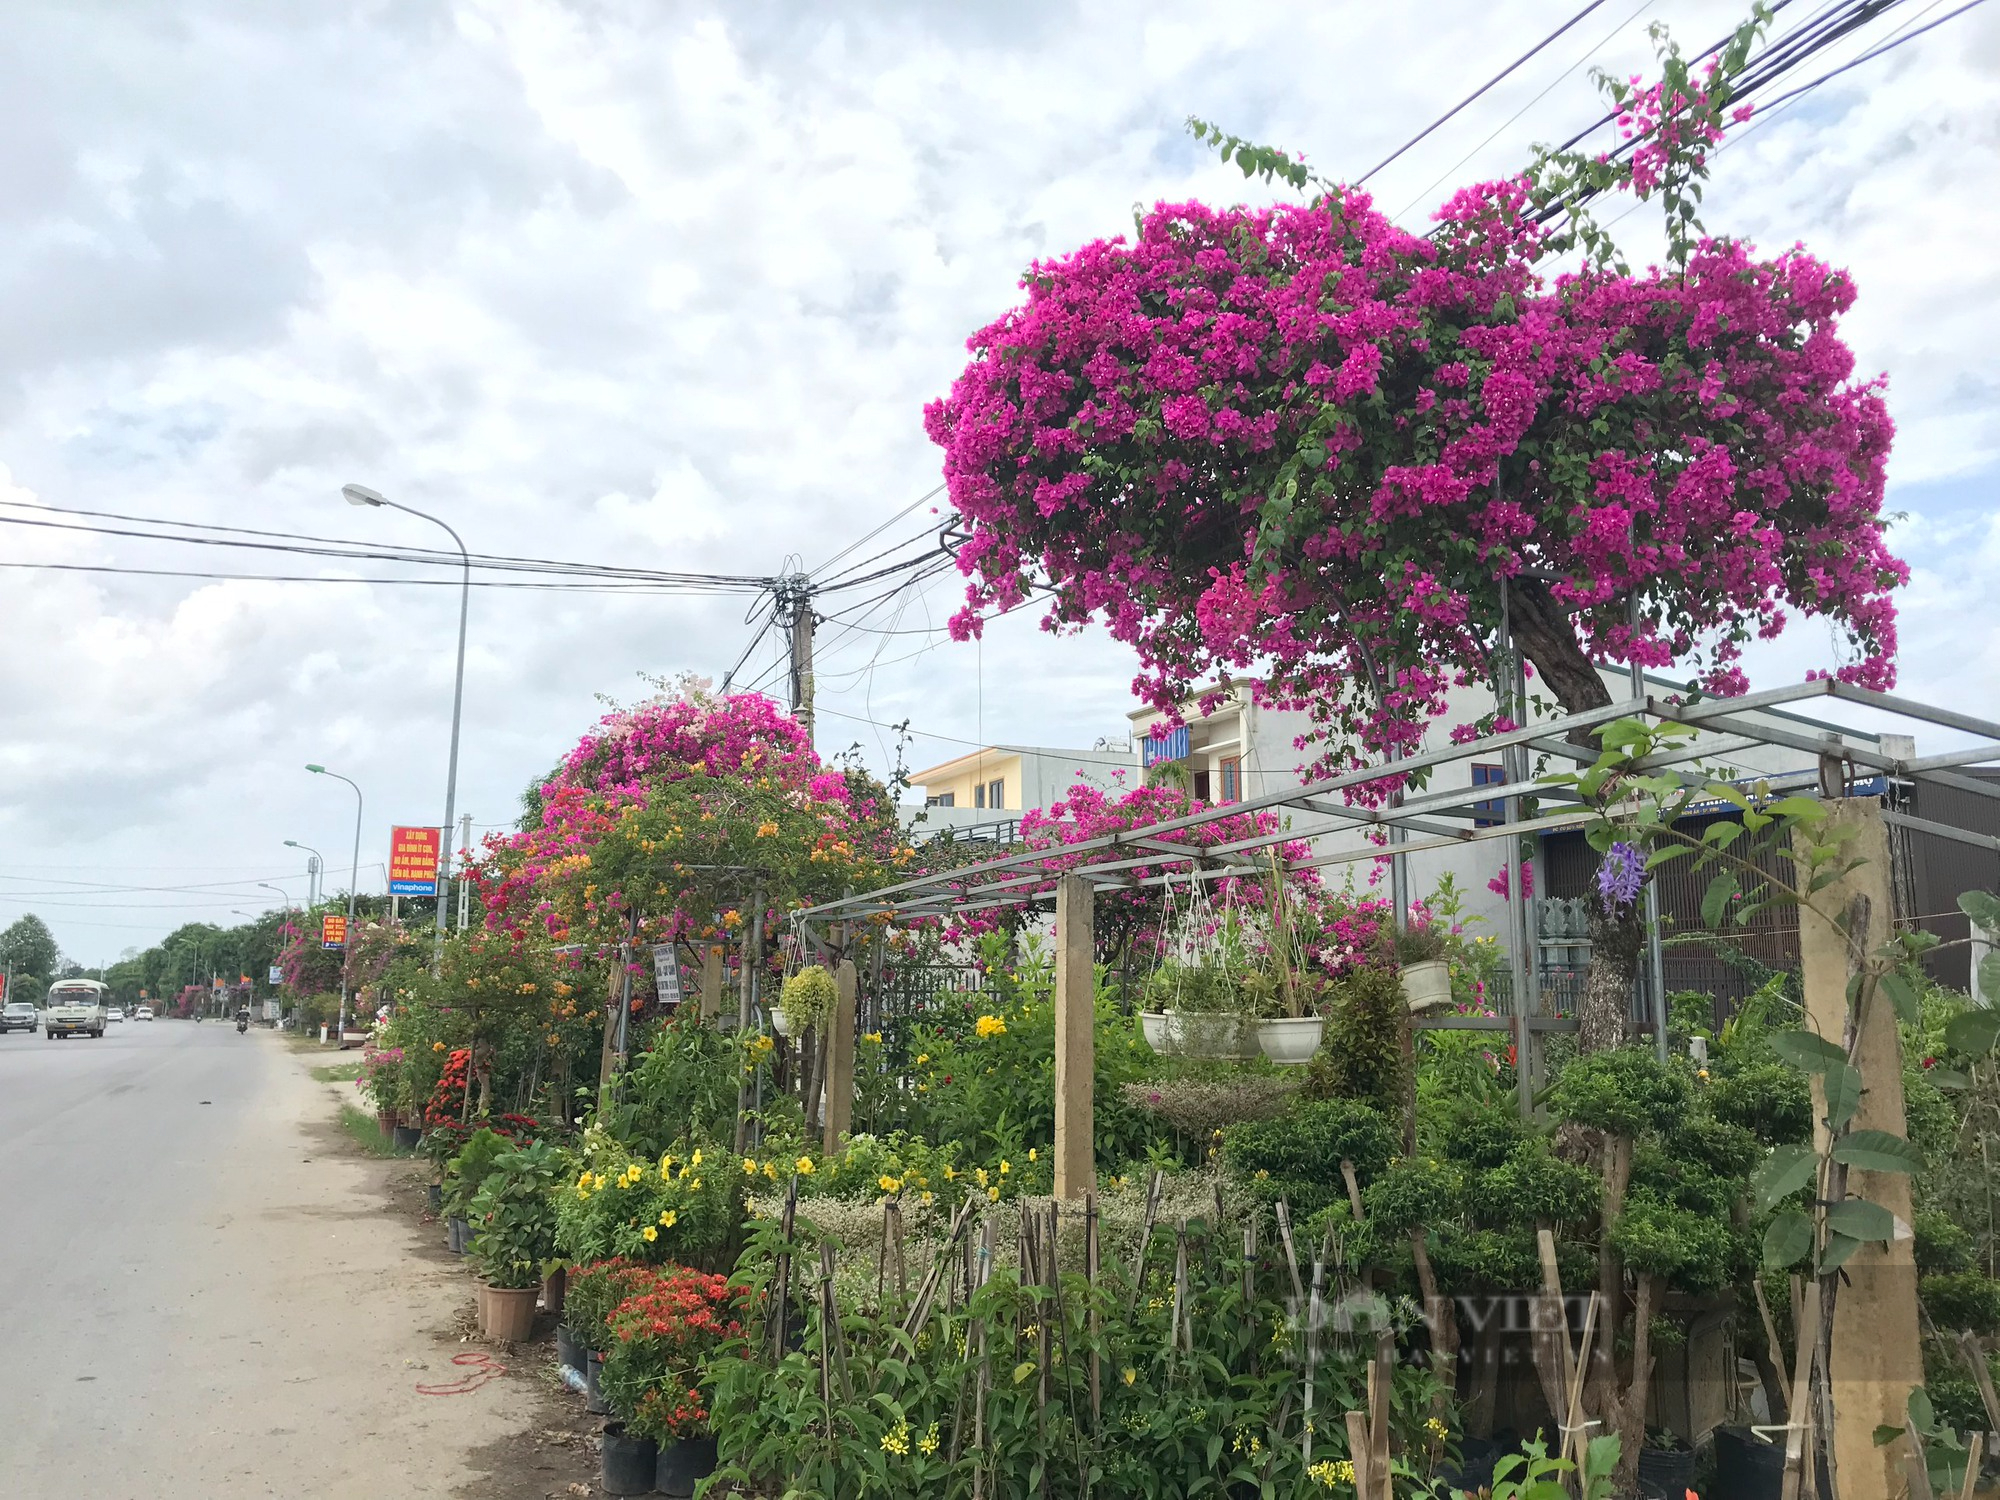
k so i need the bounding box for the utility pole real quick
[775,573,816,747]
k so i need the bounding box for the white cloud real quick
[0,0,1995,959]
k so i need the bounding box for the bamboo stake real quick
[1904,1415,1938,1500]
[817,1243,838,1492]
[971,1216,996,1500]
[1305,1250,1325,1469]
[1368,1345,1392,1498]
[1340,1157,1364,1217]
[820,1243,854,1403]
[1127,1170,1164,1312]
[1780,1291,1823,1500]
[1562,1293,1601,1489]
[1086,1190,1102,1434]
[1962,1331,2000,1436]
[1958,1432,1984,1500]
[900,1195,976,1340]
[1752,1274,1792,1421]
[1168,1222,1188,1355]
[1276,1199,1306,1308]
[1243,1219,1259,1378]
[1535,1229,1578,1471]
[772,1174,799,1362]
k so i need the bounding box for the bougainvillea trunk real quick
[1580,899,1646,1058]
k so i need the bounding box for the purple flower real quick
[1596,841,1645,912]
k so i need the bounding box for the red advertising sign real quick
[389,825,442,897]
[321,914,348,950]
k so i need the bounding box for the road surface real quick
[0,1020,562,1498]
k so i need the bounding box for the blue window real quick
[1472,764,1506,827]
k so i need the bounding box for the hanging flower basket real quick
[1400,959,1453,1012]
[1255,1016,1325,1065]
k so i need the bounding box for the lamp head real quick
[305,764,325,774]
[342,483,387,507]
[284,839,300,848]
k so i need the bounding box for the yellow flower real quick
[641,1226,658,1243]
[1307,1458,1355,1489]
[879,1175,901,1194]
[999,1160,1010,1176]
[691,1150,703,1167]
[763,1161,778,1179]
[863,1032,882,1045]
[658,1210,677,1228]
[796,1156,816,1176]
[1697,1067,1711,1081]
[987,1186,1000,1202]
[432,1041,446,1052]
[917,1422,940,1456]
[593,1174,607,1191]
[1425,1416,1449,1441]
[1254,1169,1270,1181]
[915,1053,930,1065]
[974,1168,989,1188]
[974,1014,1007,1038]
[880,1420,910,1456]
[943,1165,955,1180]
[1121,1366,1136,1386]
[743,1158,758,1176]
[921,1191,935,1205]
[1028,1148,1037,1162]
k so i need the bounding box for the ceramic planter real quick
[1399,958,1453,1012]
[1138,1011,1178,1054]
[483,1283,539,1343]
[655,1436,719,1497]
[769,1005,793,1038]
[600,1422,658,1496]
[1255,1016,1325,1066]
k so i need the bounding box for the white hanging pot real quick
[1139,1011,1179,1055]
[1256,1016,1325,1066]
[1173,1011,1258,1061]
[1400,959,1453,1012]
[769,1005,793,1039]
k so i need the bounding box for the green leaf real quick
[1770,1030,1847,1073]
[1945,1009,2000,1057]
[1881,970,1921,1026]
[1644,845,1691,870]
[1762,1210,1814,1269]
[1830,1130,1923,1174]
[1825,1062,1863,1130]
[1979,951,2000,1000]
[1702,872,1739,930]
[1825,1197,1896,1242]
[1876,1424,1906,1448]
[1928,1067,1971,1092]
[1958,890,2000,934]
[1752,1145,1817,1210]
[1910,1386,1936,1431]
[1820,1232,1863,1273]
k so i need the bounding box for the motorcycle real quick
[236,1018,248,1033]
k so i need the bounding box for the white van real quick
[45,979,108,1039]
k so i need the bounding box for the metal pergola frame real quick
[798,678,2000,1074]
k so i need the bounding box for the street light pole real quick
[285,840,326,907]
[307,764,364,1036]
[342,483,469,973]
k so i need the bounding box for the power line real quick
[809,484,945,577]
[0,559,748,591]
[1356,0,1615,185]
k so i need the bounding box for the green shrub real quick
[1362,1155,1465,1237]
[1915,1211,1977,1274]
[1549,1047,1692,1138]
[1611,1196,1739,1294]
[1303,966,1409,1118]
[1921,1272,2000,1336]
[1467,1143,1602,1231]
[444,1127,513,1218]
[1665,1114,1765,1178]
[1223,1097,1395,1217]
[1432,1096,1530,1169]
[1630,1145,1738,1219]
[778,965,839,1031]
[1704,1060,1812,1144]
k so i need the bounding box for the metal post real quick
[457,813,473,932]
[1497,580,1533,1117]
[1627,596,1669,1061]
[308,766,364,1038]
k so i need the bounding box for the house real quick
[905,743,1132,842]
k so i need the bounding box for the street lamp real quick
[306,763,363,1035]
[284,840,325,906]
[342,482,469,971]
[256,882,289,910]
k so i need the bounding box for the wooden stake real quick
[1275,1199,1306,1308]
[1127,1171,1164,1312]
[1780,1291,1823,1500]
[900,1195,976,1339]
[1753,1274,1792,1421]
[1340,1157,1365,1218]
[1344,1411,1374,1500]
[821,958,857,1155]
[1958,1432,1984,1500]
[772,1174,799,1362]
[1962,1331,2000,1435]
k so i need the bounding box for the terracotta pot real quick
[1255,1016,1325,1066]
[473,1279,491,1333]
[483,1282,539,1343]
[1400,958,1453,1012]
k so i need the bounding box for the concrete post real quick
[1053,874,1096,1200]
[822,959,857,1156]
[1796,797,1923,1496]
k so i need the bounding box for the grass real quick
[337,1101,413,1158]
[312,1060,365,1083]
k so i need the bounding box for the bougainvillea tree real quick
[924,18,1905,1052]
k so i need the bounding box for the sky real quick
[1,0,1996,964]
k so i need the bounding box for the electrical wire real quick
[1356,0,1615,184]
[0,559,745,591]
[809,484,945,577]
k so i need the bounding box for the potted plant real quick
[567,1261,655,1414]
[599,1265,742,1498]
[1394,923,1453,1011]
[1637,1427,1696,1494]
[1140,959,1255,1059]
[442,1126,511,1254]
[466,1139,561,1343]
[774,964,836,1040]
[1247,862,1327,1065]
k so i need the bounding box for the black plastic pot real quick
[1713,1425,1786,1500]
[1440,1436,1499,1494]
[426,1182,442,1212]
[585,1351,610,1415]
[447,1216,470,1254]
[393,1124,421,1150]
[1638,1438,1697,1497]
[655,1436,717,1497]
[555,1324,582,1373]
[600,1422,657,1496]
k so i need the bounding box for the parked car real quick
[0,1002,37,1034]
[134,1006,154,1021]
[106,1008,126,1023]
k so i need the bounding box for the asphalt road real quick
[0,1020,550,1498]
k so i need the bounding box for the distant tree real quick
[0,914,61,983]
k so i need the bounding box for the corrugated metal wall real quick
[1899,772,2000,990]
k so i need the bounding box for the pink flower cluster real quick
[924,119,1902,777]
